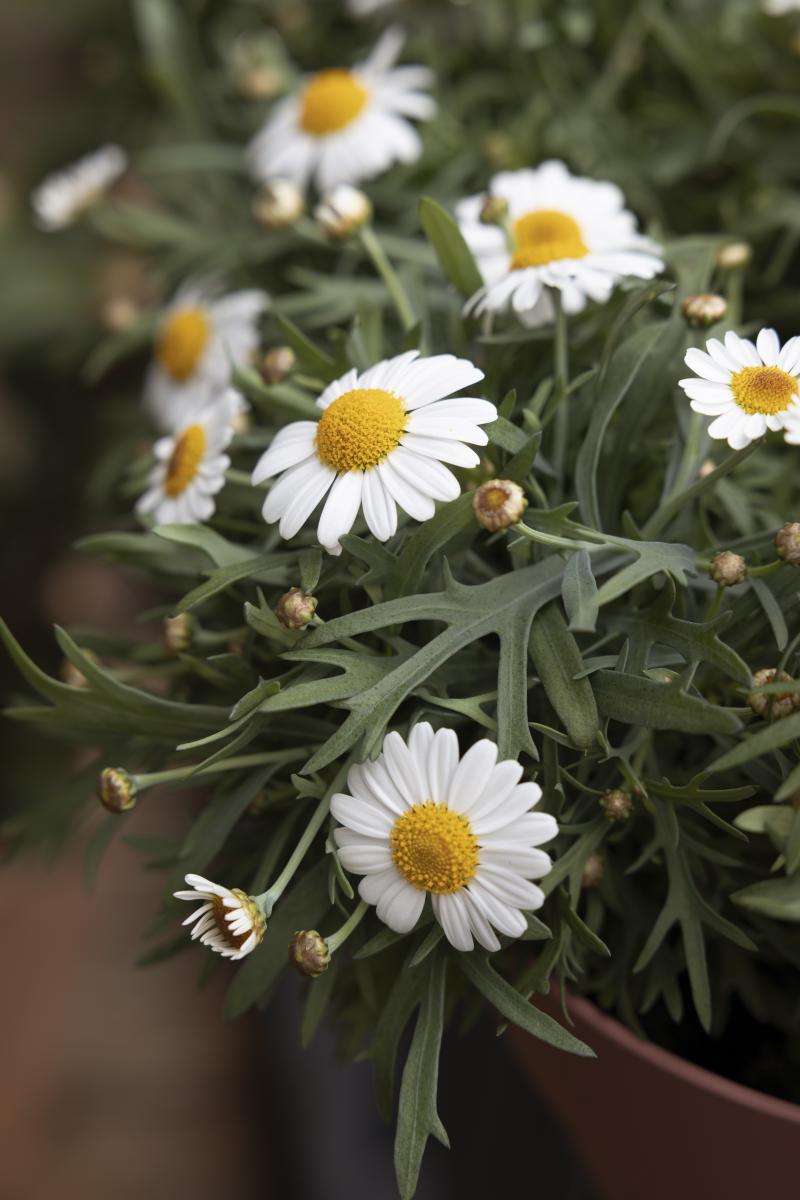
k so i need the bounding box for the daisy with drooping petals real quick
[678,328,800,450]
[137,388,241,525]
[251,350,494,555]
[145,278,267,430]
[248,28,435,191]
[31,144,127,231]
[457,161,663,327]
[174,874,266,960]
[331,723,557,952]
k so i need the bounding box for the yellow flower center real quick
[157,307,210,381]
[300,69,369,136]
[315,387,407,472]
[510,209,589,270]
[212,891,265,951]
[165,424,206,497]
[390,801,479,895]
[730,366,798,416]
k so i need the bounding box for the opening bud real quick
[600,789,633,823]
[252,179,304,230]
[288,929,331,977]
[314,185,372,239]
[709,550,747,587]
[680,293,727,329]
[749,669,800,720]
[276,587,317,630]
[98,767,137,813]
[775,522,800,566]
[473,479,527,531]
[260,345,296,385]
[163,612,194,656]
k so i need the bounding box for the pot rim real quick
[565,992,800,1124]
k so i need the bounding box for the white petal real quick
[377,878,426,933]
[472,782,543,836]
[317,470,364,552]
[684,347,731,384]
[433,892,473,951]
[336,840,394,875]
[427,728,460,804]
[361,469,398,541]
[382,729,426,805]
[330,792,394,837]
[756,328,780,366]
[446,739,498,814]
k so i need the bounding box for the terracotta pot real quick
[511,993,800,1200]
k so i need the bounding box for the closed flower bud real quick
[98,766,137,813]
[288,929,330,977]
[101,296,140,333]
[276,587,317,629]
[600,789,633,823]
[252,179,304,230]
[473,479,527,531]
[775,522,800,566]
[479,194,510,225]
[260,345,296,384]
[715,241,752,271]
[238,65,283,100]
[680,293,727,329]
[749,669,800,720]
[581,852,604,889]
[163,612,193,656]
[698,459,716,479]
[314,185,372,239]
[709,550,747,587]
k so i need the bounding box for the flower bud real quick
[473,479,527,531]
[581,852,604,889]
[749,669,800,720]
[163,612,193,656]
[775,522,800,566]
[288,929,330,977]
[98,767,137,813]
[252,179,304,230]
[101,296,141,333]
[709,550,747,587]
[680,293,727,329]
[600,789,633,823]
[238,65,283,100]
[479,194,510,225]
[260,345,296,384]
[314,185,372,239]
[698,459,716,479]
[715,241,752,271]
[276,587,317,629]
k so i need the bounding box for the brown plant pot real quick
[511,993,800,1200]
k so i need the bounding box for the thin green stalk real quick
[643,441,760,539]
[133,749,306,790]
[259,794,330,917]
[550,290,570,502]
[327,899,369,953]
[359,225,416,332]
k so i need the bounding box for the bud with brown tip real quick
[163,612,193,656]
[680,293,727,329]
[600,789,633,823]
[715,242,752,271]
[252,179,304,230]
[260,345,296,385]
[288,929,330,977]
[709,550,747,587]
[98,767,137,813]
[473,479,527,531]
[749,669,800,720]
[775,523,800,566]
[581,852,604,889]
[276,587,317,630]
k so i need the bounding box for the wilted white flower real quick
[251,350,494,554]
[174,874,266,960]
[31,144,127,231]
[331,723,558,952]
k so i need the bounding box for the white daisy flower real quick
[31,144,127,232]
[174,874,266,960]
[678,328,800,450]
[145,277,267,430]
[456,161,663,327]
[331,724,558,952]
[248,28,435,191]
[137,388,241,525]
[250,350,494,555]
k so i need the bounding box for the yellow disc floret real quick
[511,209,589,270]
[165,424,206,496]
[156,307,210,381]
[390,801,479,894]
[300,70,369,136]
[315,388,407,472]
[730,366,799,416]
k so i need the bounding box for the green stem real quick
[359,225,416,332]
[258,794,330,917]
[749,560,783,578]
[327,899,369,953]
[668,410,705,498]
[706,586,724,621]
[133,749,306,790]
[643,441,760,540]
[550,290,570,502]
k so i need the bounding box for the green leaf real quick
[731,874,800,922]
[561,550,599,633]
[300,954,341,1047]
[153,525,253,568]
[528,603,599,750]
[274,314,337,379]
[594,672,741,734]
[709,710,800,773]
[394,954,449,1200]
[418,196,482,298]
[749,577,789,651]
[459,955,594,1056]
[175,552,292,613]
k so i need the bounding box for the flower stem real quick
[359,225,416,332]
[643,441,760,539]
[550,290,570,501]
[259,794,330,917]
[327,899,369,953]
[133,749,306,791]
